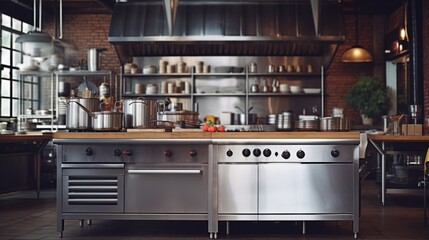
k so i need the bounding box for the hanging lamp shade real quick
[16,31,53,57]
[342,45,373,62]
[341,0,373,63]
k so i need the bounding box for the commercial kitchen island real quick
[53,131,360,238]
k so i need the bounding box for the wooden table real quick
[367,134,429,205]
[0,133,52,197]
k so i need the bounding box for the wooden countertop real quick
[0,133,53,142]
[367,134,429,142]
[53,131,360,139]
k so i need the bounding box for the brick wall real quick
[325,14,374,125]
[44,14,120,74]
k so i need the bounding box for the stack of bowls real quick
[276,112,294,131]
[267,114,277,125]
[295,119,319,131]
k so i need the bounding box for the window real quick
[1,13,34,118]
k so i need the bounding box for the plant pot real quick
[361,114,374,125]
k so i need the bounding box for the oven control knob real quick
[281,150,291,159]
[164,149,172,157]
[296,150,305,159]
[114,149,122,157]
[123,150,133,156]
[331,149,340,158]
[189,149,197,157]
[242,148,251,157]
[226,150,233,157]
[253,148,261,157]
[263,148,271,157]
[85,148,93,156]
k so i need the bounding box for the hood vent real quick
[109,0,345,66]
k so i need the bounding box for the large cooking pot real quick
[239,113,258,125]
[122,98,157,128]
[92,111,123,131]
[66,98,100,130]
[67,100,123,131]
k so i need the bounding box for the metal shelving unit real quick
[120,66,324,124]
[18,71,57,132]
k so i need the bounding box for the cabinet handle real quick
[128,169,202,174]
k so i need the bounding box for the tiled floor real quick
[1,180,429,239]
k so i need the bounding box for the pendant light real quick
[341,1,373,63]
[15,0,53,58]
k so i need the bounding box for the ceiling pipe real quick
[408,0,423,123]
[163,0,179,35]
[310,0,320,36]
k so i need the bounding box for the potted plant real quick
[345,75,391,125]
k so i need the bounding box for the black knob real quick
[85,148,93,156]
[242,148,251,157]
[114,149,122,157]
[226,149,233,157]
[123,150,133,156]
[189,149,197,157]
[296,150,305,159]
[281,150,291,159]
[164,149,172,157]
[331,149,340,158]
[253,148,261,157]
[263,148,271,157]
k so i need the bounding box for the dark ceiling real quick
[1,0,404,24]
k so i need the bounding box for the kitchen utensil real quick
[290,85,302,94]
[319,117,350,131]
[91,111,123,131]
[143,65,156,74]
[122,98,158,128]
[203,65,211,73]
[131,65,141,74]
[77,77,98,97]
[303,88,321,94]
[134,83,145,94]
[169,102,183,111]
[67,99,123,131]
[280,84,289,93]
[58,81,71,97]
[66,97,100,130]
[157,110,199,127]
[250,84,259,93]
[249,62,257,73]
[276,112,294,131]
[146,84,158,94]
[220,112,235,125]
[87,48,107,71]
[268,64,276,73]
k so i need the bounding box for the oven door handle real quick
[127,169,203,174]
[62,163,125,169]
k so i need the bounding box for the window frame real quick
[1,13,39,119]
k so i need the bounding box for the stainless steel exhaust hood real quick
[108,0,345,66]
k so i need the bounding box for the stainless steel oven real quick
[55,139,211,238]
[125,164,208,213]
[213,139,360,238]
